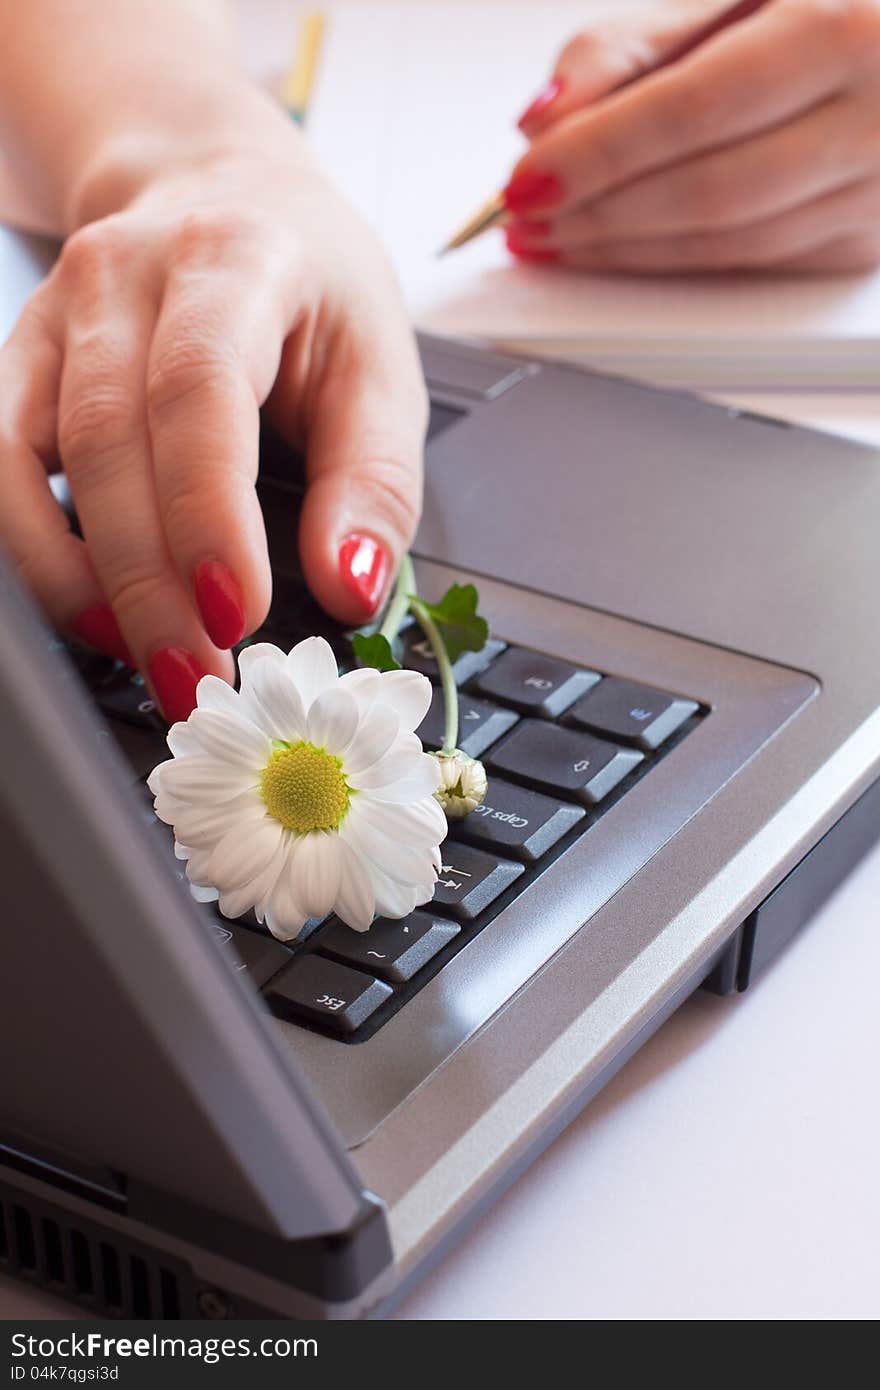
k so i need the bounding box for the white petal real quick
[346,733,422,788]
[341,806,439,893]
[333,838,376,932]
[166,722,201,758]
[361,756,443,804]
[306,686,359,755]
[341,703,399,776]
[261,838,310,940]
[182,845,215,884]
[339,667,381,706]
[286,636,339,711]
[184,709,271,768]
[158,755,257,803]
[293,831,343,919]
[147,760,173,796]
[237,642,285,680]
[246,657,308,742]
[166,791,266,849]
[378,669,433,732]
[189,883,220,904]
[220,835,290,922]
[367,862,423,920]
[207,815,285,890]
[352,792,447,849]
[195,674,242,717]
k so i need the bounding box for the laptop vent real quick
[0,1186,187,1318]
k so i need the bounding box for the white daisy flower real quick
[147,637,446,940]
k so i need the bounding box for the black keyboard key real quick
[567,677,699,750]
[473,647,600,718]
[256,477,306,578]
[100,721,168,782]
[401,627,506,686]
[487,720,643,805]
[433,843,524,921]
[266,955,392,1034]
[59,638,119,686]
[316,912,460,983]
[96,669,162,728]
[207,919,293,988]
[455,778,585,862]
[258,417,306,489]
[417,688,519,757]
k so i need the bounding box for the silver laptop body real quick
[1,229,878,1318]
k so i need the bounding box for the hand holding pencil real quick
[444,0,880,276]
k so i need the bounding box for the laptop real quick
[1,228,879,1320]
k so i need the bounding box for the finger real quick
[0,294,133,664]
[518,1,770,135]
[544,177,880,273]
[290,295,427,626]
[512,94,872,248]
[774,233,880,273]
[147,216,284,652]
[504,1,854,218]
[55,223,232,721]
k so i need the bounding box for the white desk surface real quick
[2,0,880,1326]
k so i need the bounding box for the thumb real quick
[517,0,771,136]
[292,325,427,627]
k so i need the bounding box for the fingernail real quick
[508,219,552,238]
[193,559,246,649]
[517,78,565,131]
[338,533,391,617]
[70,604,134,667]
[505,229,559,263]
[503,170,564,214]
[148,647,206,724]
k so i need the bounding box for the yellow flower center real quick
[259,741,350,833]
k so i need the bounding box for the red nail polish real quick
[508,219,552,238]
[503,170,564,214]
[505,229,559,263]
[193,559,246,649]
[338,534,391,617]
[70,604,134,667]
[148,647,206,725]
[517,78,565,130]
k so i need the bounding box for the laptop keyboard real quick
[61,423,705,1045]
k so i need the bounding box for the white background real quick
[1,0,879,1322]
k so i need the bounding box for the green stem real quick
[375,551,459,754]
[410,600,458,754]
[379,552,416,645]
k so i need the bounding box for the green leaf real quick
[352,631,401,672]
[413,583,489,664]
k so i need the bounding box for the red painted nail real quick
[505,229,559,263]
[338,533,391,618]
[148,647,206,725]
[193,559,246,649]
[503,169,564,214]
[508,219,552,238]
[517,77,565,131]
[70,604,134,666]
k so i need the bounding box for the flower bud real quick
[432,749,488,818]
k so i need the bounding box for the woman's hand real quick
[0,126,426,723]
[505,0,880,273]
